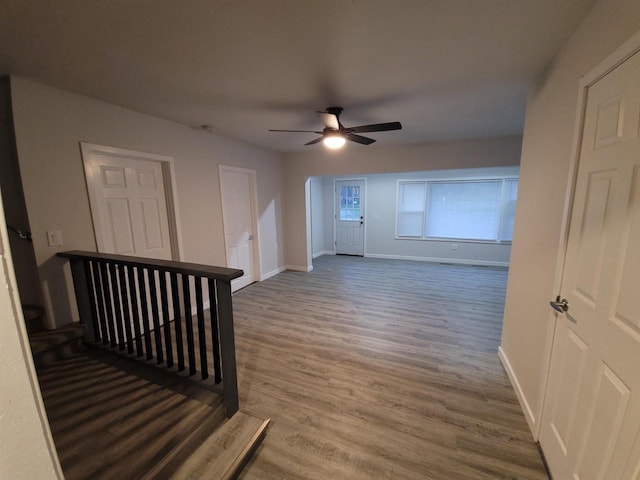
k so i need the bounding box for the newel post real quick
[67,257,98,343]
[217,279,239,417]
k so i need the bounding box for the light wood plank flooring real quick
[232,255,547,480]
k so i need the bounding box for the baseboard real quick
[312,250,334,259]
[190,300,210,317]
[285,264,313,272]
[364,253,509,268]
[498,346,537,434]
[260,266,285,281]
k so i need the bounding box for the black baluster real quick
[148,269,164,364]
[99,261,117,348]
[171,273,185,371]
[84,260,101,343]
[195,277,208,380]
[118,265,134,354]
[128,266,143,356]
[159,271,173,368]
[137,267,153,360]
[109,263,126,350]
[208,279,222,384]
[182,275,196,376]
[92,260,108,344]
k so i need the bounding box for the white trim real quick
[79,142,183,260]
[285,264,314,272]
[260,266,286,281]
[313,250,334,259]
[218,165,262,291]
[499,347,536,432]
[535,30,640,440]
[162,158,185,260]
[364,253,509,267]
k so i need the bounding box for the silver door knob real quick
[248,235,254,240]
[550,296,569,313]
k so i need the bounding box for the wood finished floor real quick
[232,255,547,480]
[37,349,225,480]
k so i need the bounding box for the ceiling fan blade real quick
[346,133,376,145]
[269,129,323,133]
[347,121,402,134]
[317,112,340,130]
[305,136,325,146]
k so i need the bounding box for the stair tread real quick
[171,411,269,480]
[38,352,225,480]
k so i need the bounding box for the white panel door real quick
[219,166,257,292]
[539,49,640,480]
[82,145,173,261]
[335,180,364,256]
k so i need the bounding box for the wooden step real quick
[168,412,270,480]
[29,322,86,369]
[38,346,269,480]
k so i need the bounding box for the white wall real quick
[284,136,522,270]
[10,78,285,328]
[500,0,640,436]
[0,188,63,479]
[310,176,326,257]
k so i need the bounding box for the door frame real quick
[333,177,367,255]
[536,29,640,440]
[218,164,261,289]
[80,142,183,260]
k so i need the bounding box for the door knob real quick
[248,235,254,240]
[550,296,569,313]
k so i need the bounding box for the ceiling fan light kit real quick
[268,106,402,148]
[323,132,346,149]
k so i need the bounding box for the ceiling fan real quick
[269,107,402,148]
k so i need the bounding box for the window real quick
[339,185,361,221]
[396,178,518,242]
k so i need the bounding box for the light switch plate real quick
[47,230,63,247]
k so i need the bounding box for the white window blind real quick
[397,182,426,237]
[396,178,518,242]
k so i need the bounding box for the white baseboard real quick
[364,253,509,268]
[260,266,285,281]
[498,346,537,434]
[312,250,334,259]
[285,264,314,272]
[190,300,210,316]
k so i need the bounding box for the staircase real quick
[33,334,269,480]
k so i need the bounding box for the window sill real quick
[395,236,512,245]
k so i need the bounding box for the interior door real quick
[335,179,364,256]
[219,166,257,292]
[539,49,640,479]
[82,145,173,261]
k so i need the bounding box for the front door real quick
[219,165,257,292]
[539,49,640,478]
[81,143,173,261]
[335,179,364,256]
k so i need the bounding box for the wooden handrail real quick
[57,250,242,417]
[58,250,243,281]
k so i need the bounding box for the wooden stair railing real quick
[58,250,243,417]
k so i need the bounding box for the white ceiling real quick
[0,0,596,153]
